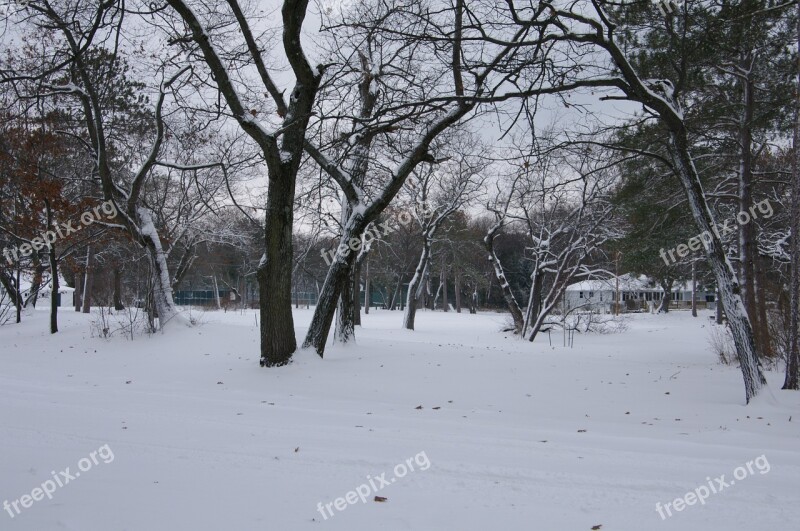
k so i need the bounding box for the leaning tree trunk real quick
[136,208,185,330]
[523,268,544,335]
[303,223,363,355]
[404,240,431,330]
[484,230,524,334]
[668,129,765,402]
[390,275,402,310]
[334,259,356,343]
[82,246,94,314]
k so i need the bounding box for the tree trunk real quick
[0,271,22,310]
[404,241,431,330]
[716,288,724,325]
[755,258,772,358]
[213,274,222,310]
[739,66,760,355]
[442,260,448,312]
[27,255,44,308]
[523,269,544,335]
[334,259,356,343]
[113,268,125,311]
[49,249,58,333]
[364,258,370,315]
[424,257,433,310]
[485,230,524,334]
[455,268,461,313]
[390,275,402,310]
[258,166,299,365]
[136,208,185,330]
[668,129,765,402]
[82,246,94,314]
[74,269,82,312]
[15,268,21,323]
[691,260,697,318]
[657,278,672,313]
[784,0,800,390]
[45,201,58,333]
[353,258,362,325]
[303,225,362,354]
[171,244,196,291]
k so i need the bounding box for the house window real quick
[579,291,584,299]
[589,291,594,298]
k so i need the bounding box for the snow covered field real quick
[1,308,798,530]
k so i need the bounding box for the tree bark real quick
[303,223,363,354]
[27,255,44,308]
[523,269,543,334]
[334,256,356,343]
[364,258,370,315]
[258,166,299,365]
[657,278,672,314]
[74,269,82,312]
[45,201,58,333]
[442,259,448,312]
[784,0,800,390]
[15,268,21,323]
[755,257,772,357]
[353,258,362,325]
[668,129,765,402]
[113,267,125,311]
[484,229,524,334]
[404,240,431,330]
[136,208,185,329]
[738,66,760,355]
[691,260,697,318]
[455,268,461,313]
[82,246,94,314]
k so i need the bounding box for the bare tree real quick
[403,135,485,330]
[163,0,325,365]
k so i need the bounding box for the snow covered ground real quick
[1,307,798,530]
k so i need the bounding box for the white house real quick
[563,274,714,313]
